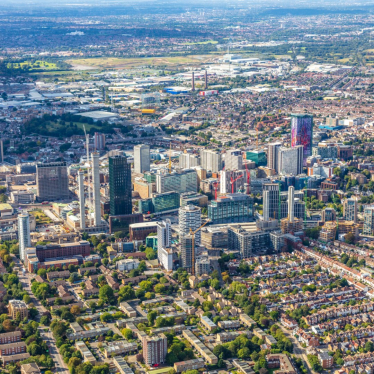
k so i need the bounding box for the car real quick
[152,364,159,367]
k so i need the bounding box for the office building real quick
[364,207,374,236]
[267,143,282,171]
[201,227,228,250]
[312,146,338,159]
[179,153,200,169]
[180,192,208,207]
[291,114,313,161]
[263,183,280,221]
[138,192,180,214]
[94,132,105,150]
[246,150,267,167]
[109,155,132,216]
[156,169,197,194]
[18,214,31,262]
[277,146,303,176]
[180,234,193,271]
[179,205,201,245]
[225,149,243,170]
[200,150,222,173]
[208,194,253,224]
[142,334,167,366]
[8,300,28,320]
[134,145,151,174]
[157,219,171,261]
[36,162,69,201]
[228,225,270,258]
[343,198,358,223]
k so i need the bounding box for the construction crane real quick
[230,174,243,194]
[190,220,210,276]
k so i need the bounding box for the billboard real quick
[291,114,313,159]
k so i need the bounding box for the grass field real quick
[30,210,52,225]
[67,55,215,70]
[8,60,58,71]
[147,367,173,374]
[183,40,218,45]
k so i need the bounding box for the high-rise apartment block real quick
[18,214,31,262]
[363,207,374,236]
[267,143,281,171]
[180,234,193,271]
[291,114,313,161]
[179,153,200,169]
[200,150,222,172]
[179,205,202,245]
[134,145,150,174]
[142,334,167,366]
[225,149,243,170]
[263,183,280,221]
[109,155,132,216]
[343,198,358,223]
[277,146,303,176]
[157,219,171,262]
[156,170,197,194]
[94,132,106,150]
[36,162,69,201]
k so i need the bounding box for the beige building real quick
[8,300,28,320]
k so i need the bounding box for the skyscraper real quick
[78,170,86,230]
[109,155,132,216]
[18,213,31,262]
[94,132,106,150]
[291,114,313,161]
[267,143,282,171]
[343,198,358,223]
[134,144,150,174]
[363,207,374,236]
[157,219,171,261]
[277,146,303,176]
[180,234,193,271]
[225,149,243,170]
[36,162,69,201]
[92,152,101,226]
[263,183,280,221]
[200,150,222,173]
[179,205,202,245]
[156,169,197,194]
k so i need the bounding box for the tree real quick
[122,328,133,340]
[148,310,157,326]
[99,285,114,303]
[37,268,47,278]
[71,305,81,315]
[145,247,156,260]
[118,285,135,300]
[345,232,355,244]
[154,283,166,294]
[139,280,153,292]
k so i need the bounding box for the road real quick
[15,260,70,374]
[280,326,314,374]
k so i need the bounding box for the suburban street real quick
[15,260,70,374]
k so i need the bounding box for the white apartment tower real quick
[179,205,202,245]
[225,149,243,171]
[18,213,31,262]
[134,144,151,174]
[78,170,86,230]
[200,149,222,173]
[156,219,171,260]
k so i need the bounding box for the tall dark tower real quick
[109,155,132,216]
[192,72,195,91]
[204,70,208,89]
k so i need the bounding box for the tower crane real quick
[244,163,251,195]
[213,181,219,200]
[190,220,210,276]
[230,174,243,194]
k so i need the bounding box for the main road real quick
[15,260,70,374]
